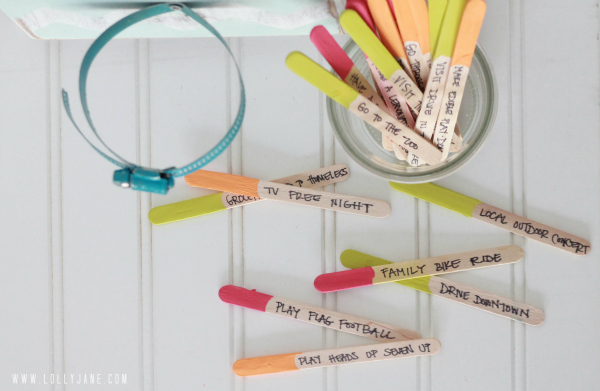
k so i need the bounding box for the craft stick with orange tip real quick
[390,182,591,255]
[368,0,414,81]
[391,0,430,89]
[434,0,486,159]
[314,245,523,292]
[341,249,545,325]
[148,165,349,224]
[340,9,424,113]
[414,0,467,142]
[367,0,416,155]
[219,285,421,341]
[185,170,391,217]
[310,26,385,110]
[233,339,440,376]
[286,51,442,165]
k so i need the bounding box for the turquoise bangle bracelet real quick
[62,3,245,194]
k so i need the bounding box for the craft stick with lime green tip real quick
[286,51,442,165]
[414,0,467,142]
[147,165,349,224]
[429,0,449,54]
[433,0,486,159]
[340,249,545,326]
[340,9,424,113]
[391,0,431,89]
[389,182,591,255]
[314,245,523,292]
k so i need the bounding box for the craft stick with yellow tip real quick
[414,0,467,142]
[340,249,545,326]
[233,339,440,376]
[429,0,448,54]
[148,165,349,224]
[340,9,424,113]
[391,0,430,89]
[184,170,391,217]
[286,51,443,165]
[390,182,591,255]
[315,245,523,292]
[433,0,485,159]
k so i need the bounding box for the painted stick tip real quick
[218,285,273,312]
[233,353,300,376]
[314,268,376,292]
[309,25,328,39]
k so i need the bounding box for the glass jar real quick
[327,40,498,183]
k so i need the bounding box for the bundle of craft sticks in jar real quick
[287,0,486,166]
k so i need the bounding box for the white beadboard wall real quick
[1,1,599,390]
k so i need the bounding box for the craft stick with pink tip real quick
[391,0,431,90]
[219,285,421,341]
[310,26,385,110]
[314,245,523,292]
[185,170,391,217]
[233,339,440,376]
[434,0,486,159]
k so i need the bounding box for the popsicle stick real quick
[310,26,386,109]
[367,0,416,154]
[408,0,431,68]
[233,339,440,376]
[390,182,591,255]
[369,62,415,156]
[286,51,443,165]
[314,245,523,292]
[345,0,388,105]
[472,203,591,255]
[429,0,449,54]
[340,10,424,113]
[340,249,545,326]
[427,276,545,325]
[391,0,430,89]
[434,0,486,159]
[219,285,421,341]
[414,0,466,143]
[148,165,350,224]
[368,0,414,80]
[185,170,391,218]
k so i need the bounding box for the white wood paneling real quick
[522,1,600,390]
[239,35,326,391]
[1,2,600,390]
[0,11,53,391]
[429,2,514,390]
[59,39,142,389]
[148,37,233,390]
